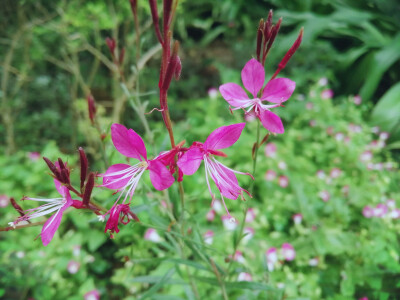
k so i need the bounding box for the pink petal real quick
[41,201,72,246]
[111,123,147,161]
[219,83,249,107]
[261,78,295,103]
[204,123,246,150]
[177,147,204,175]
[148,160,175,190]
[211,164,240,200]
[258,110,284,134]
[54,179,66,197]
[102,164,132,190]
[241,58,265,98]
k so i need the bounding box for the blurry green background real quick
[1,0,400,299]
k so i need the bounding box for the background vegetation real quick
[1,0,400,299]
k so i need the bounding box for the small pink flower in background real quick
[348,123,362,133]
[390,209,400,219]
[264,142,277,158]
[101,124,175,206]
[305,102,314,110]
[367,163,374,171]
[359,297,368,300]
[243,227,254,243]
[309,120,317,127]
[178,123,253,218]
[231,251,246,264]
[309,257,319,266]
[278,161,287,170]
[353,95,362,105]
[384,162,394,170]
[207,87,218,99]
[379,132,389,140]
[161,200,168,209]
[386,199,395,208]
[212,199,223,213]
[245,208,256,223]
[265,170,277,181]
[72,245,81,257]
[0,195,9,207]
[318,77,328,86]
[281,243,296,261]
[326,126,334,136]
[27,152,41,162]
[335,132,344,141]
[266,247,278,271]
[278,176,289,188]
[319,190,330,202]
[203,230,214,245]
[297,94,305,101]
[375,163,383,171]
[222,215,238,231]
[360,151,373,162]
[293,213,302,225]
[330,168,341,179]
[344,136,351,144]
[374,204,388,217]
[316,170,326,180]
[219,58,295,134]
[84,290,100,300]
[371,126,380,134]
[9,180,75,246]
[144,228,162,243]
[67,260,80,274]
[206,209,216,222]
[237,272,252,282]
[321,89,334,99]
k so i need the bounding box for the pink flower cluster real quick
[265,243,296,271]
[363,199,400,219]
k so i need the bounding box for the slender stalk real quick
[210,258,229,300]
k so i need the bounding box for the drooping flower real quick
[84,290,100,300]
[206,209,216,221]
[321,89,334,99]
[265,170,277,181]
[362,206,373,218]
[144,228,162,243]
[0,195,9,208]
[245,208,256,223]
[319,190,330,202]
[219,59,295,134]
[264,142,277,158]
[278,175,289,188]
[243,227,255,243]
[101,123,175,206]
[309,257,319,267]
[353,95,362,105]
[102,204,138,238]
[222,215,239,231]
[203,230,214,245]
[281,243,296,261]
[67,260,80,274]
[237,272,252,282]
[177,123,253,217]
[292,213,302,225]
[9,180,75,246]
[266,247,278,271]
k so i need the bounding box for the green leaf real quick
[139,268,176,300]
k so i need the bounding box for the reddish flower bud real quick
[82,172,95,206]
[43,157,61,180]
[79,147,88,190]
[106,37,116,56]
[11,198,26,219]
[149,0,163,44]
[87,94,96,125]
[256,19,264,62]
[162,41,180,90]
[163,0,173,32]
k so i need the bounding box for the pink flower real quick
[237,272,252,282]
[203,230,214,245]
[219,59,295,133]
[321,89,334,99]
[330,168,341,179]
[221,215,238,231]
[278,161,287,170]
[374,204,388,217]
[292,213,302,225]
[102,204,138,238]
[9,180,74,246]
[390,209,400,219]
[360,151,373,162]
[84,290,100,300]
[264,142,277,158]
[265,170,277,181]
[278,175,289,188]
[319,190,330,202]
[144,228,162,243]
[243,227,254,243]
[27,152,41,161]
[309,120,317,127]
[67,260,80,274]
[379,132,389,140]
[309,257,319,267]
[212,199,223,213]
[177,123,253,217]
[281,243,296,261]
[208,87,218,99]
[266,247,278,271]
[318,77,328,86]
[101,124,175,205]
[353,95,362,105]
[386,199,396,208]
[0,195,9,207]
[316,170,326,179]
[245,208,256,223]
[232,250,245,264]
[305,102,313,110]
[206,209,216,221]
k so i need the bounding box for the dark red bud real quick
[87,94,96,125]
[100,133,107,141]
[119,47,125,65]
[43,157,61,180]
[162,41,180,90]
[79,147,88,190]
[82,172,95,206]
[58,158,66,170]
[61,168,70,185]
[163,0,173,32]
[11,198,25,218]
[260,133,270,146]
[266,18,282,53]
[271,27,303,80]
[251,143,257,159]
[256,19,264,62]
[106,37,116,56]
